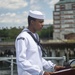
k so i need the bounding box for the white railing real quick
[0,55,16,75]
[0,55,66,75]
[44,56,66,62]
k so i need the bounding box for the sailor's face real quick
[33,19,44,31]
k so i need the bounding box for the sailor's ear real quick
[31,20,34,24]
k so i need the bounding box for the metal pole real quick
[62,56,66,66]
[11,55,13,75]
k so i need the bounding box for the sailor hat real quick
[28,10,45,19]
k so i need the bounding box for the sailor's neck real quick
[28,27,36,33]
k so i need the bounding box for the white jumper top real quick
[15,28,55,75]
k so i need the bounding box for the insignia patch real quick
[17,37,25,41]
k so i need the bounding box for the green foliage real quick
[0,27,23,41]
[8,27,22,39]
[0,28,9,37]
[0,25,53,41]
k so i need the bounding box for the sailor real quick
[15,10,64,75]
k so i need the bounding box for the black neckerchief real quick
[27,31,47,57]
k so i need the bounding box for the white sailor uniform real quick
[15,28,56,75]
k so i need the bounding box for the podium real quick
[52,68,75,75]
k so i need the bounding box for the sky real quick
[0,0,59,29]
